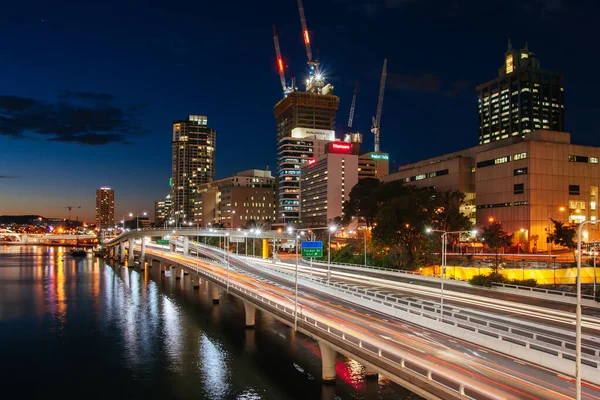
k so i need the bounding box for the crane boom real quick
[297,0,313,62]
[272,25,287,94]
[371,58,387,153]
[348,82,358,129]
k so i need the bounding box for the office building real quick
[477,42,564,145]
[171,115,216,225]
[300,142,359,227]
[384,130,600,251]
[194,169,276,228]
[95,186,114,230]
[274,90,339,223]
[358,152,390,180]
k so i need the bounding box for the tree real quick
[548,218,576,259]
[342,178,382,226]
[372,186,437,269]
[431,190,472,232]
[481,221,513,272]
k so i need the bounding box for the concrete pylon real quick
[170,243,176,252]
[243,301,256,328]
[317,341,337,383]
[160,262,166,274]
[140,238,146,264]
[120,242,126,263]
[364,365,378,379]
[128,239,135,265]
[211,285,220,304]
[183,236,190,255]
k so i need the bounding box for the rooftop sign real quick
[370,153,389,160]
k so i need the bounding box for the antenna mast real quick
[371,58,387,153]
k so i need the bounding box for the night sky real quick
[1,0,599,222]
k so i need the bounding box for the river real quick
[0,245,420,399]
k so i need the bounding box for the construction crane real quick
[347,82,358,130]
[371,58,387,153]
[65,205,81,221]
[297,0,323,93]
[273,25,293,96]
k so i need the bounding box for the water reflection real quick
[0,246,419,400]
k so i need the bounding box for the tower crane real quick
[371,58,387,153]
[273,25,293,96]
[65,205,81,221]
[347,82,358,130]
[297,0,323,93]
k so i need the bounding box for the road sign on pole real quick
[301,241,323,257]
[156,239,169,245]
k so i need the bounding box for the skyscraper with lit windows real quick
[171,115,216,225]
[477,42,564,145]
[95,186,114,230]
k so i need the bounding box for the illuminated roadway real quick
[134,244,600,400]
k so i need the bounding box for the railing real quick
[492,282,596,300]
[144,250,500,400]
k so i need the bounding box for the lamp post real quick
[427,228,477,321]
[364,230,367,267]
[328,225,337,282]
[294,234,300,331]
[129,212,147,231]
[576,220,595,400]
[244,232,248,256]
[225,232,230,293]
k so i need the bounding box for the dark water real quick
[0,246,419,400]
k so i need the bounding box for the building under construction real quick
[274,91,339,224]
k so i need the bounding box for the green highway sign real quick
[301,241,323,257]
[156,239,169,245]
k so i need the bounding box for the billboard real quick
[328,142,352,154]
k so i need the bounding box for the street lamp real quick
[576,220,596,400]
[286,226,304,332]
[225,232,230,293]
[426,228,477,321]
[327,225,337,282]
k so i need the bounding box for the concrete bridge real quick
[104,228,600,400]
[0,229,96,245]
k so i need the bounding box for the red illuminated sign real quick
[328,142,352,154]
[307,158,316,165]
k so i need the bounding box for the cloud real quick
[387,73,441,93]
[0,93,146,145]
[0,175,18,179]
[385,72,472,98]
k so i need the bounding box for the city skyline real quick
[1,0,599,222]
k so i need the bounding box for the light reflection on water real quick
[0,246,421,400]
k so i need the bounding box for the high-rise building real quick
[171,115,216,225]
[477,42,564,145]
[358,152,390,180]
[194,169,276,228]
[95,186,114,230]
[300,143,359,227]
[274,90,339,223]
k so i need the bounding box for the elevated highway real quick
[104,229,600,399]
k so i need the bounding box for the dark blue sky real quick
[1,0,599,222]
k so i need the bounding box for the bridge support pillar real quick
[183,236,190,255]
[243,301,256,328]
[140,238,146,264]
[120,242,126,263]
[160,262,166,274]
[317,341,337,383]
[211,285,220,304]
[128,239,135,265]
[170,243,176,252]
[364,365,378,379]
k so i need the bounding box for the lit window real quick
[590,157,599,164]
[513,152,527,160]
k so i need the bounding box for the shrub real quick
[469,274,493,287]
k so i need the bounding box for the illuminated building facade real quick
[194,169,276,228]
[358,152,389,180]
[274,91,339,223]
[300,142,359,227]
[384,130,600,251]
[95,186,114,230]
[171,115,216,225]
[477,42,564,145]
